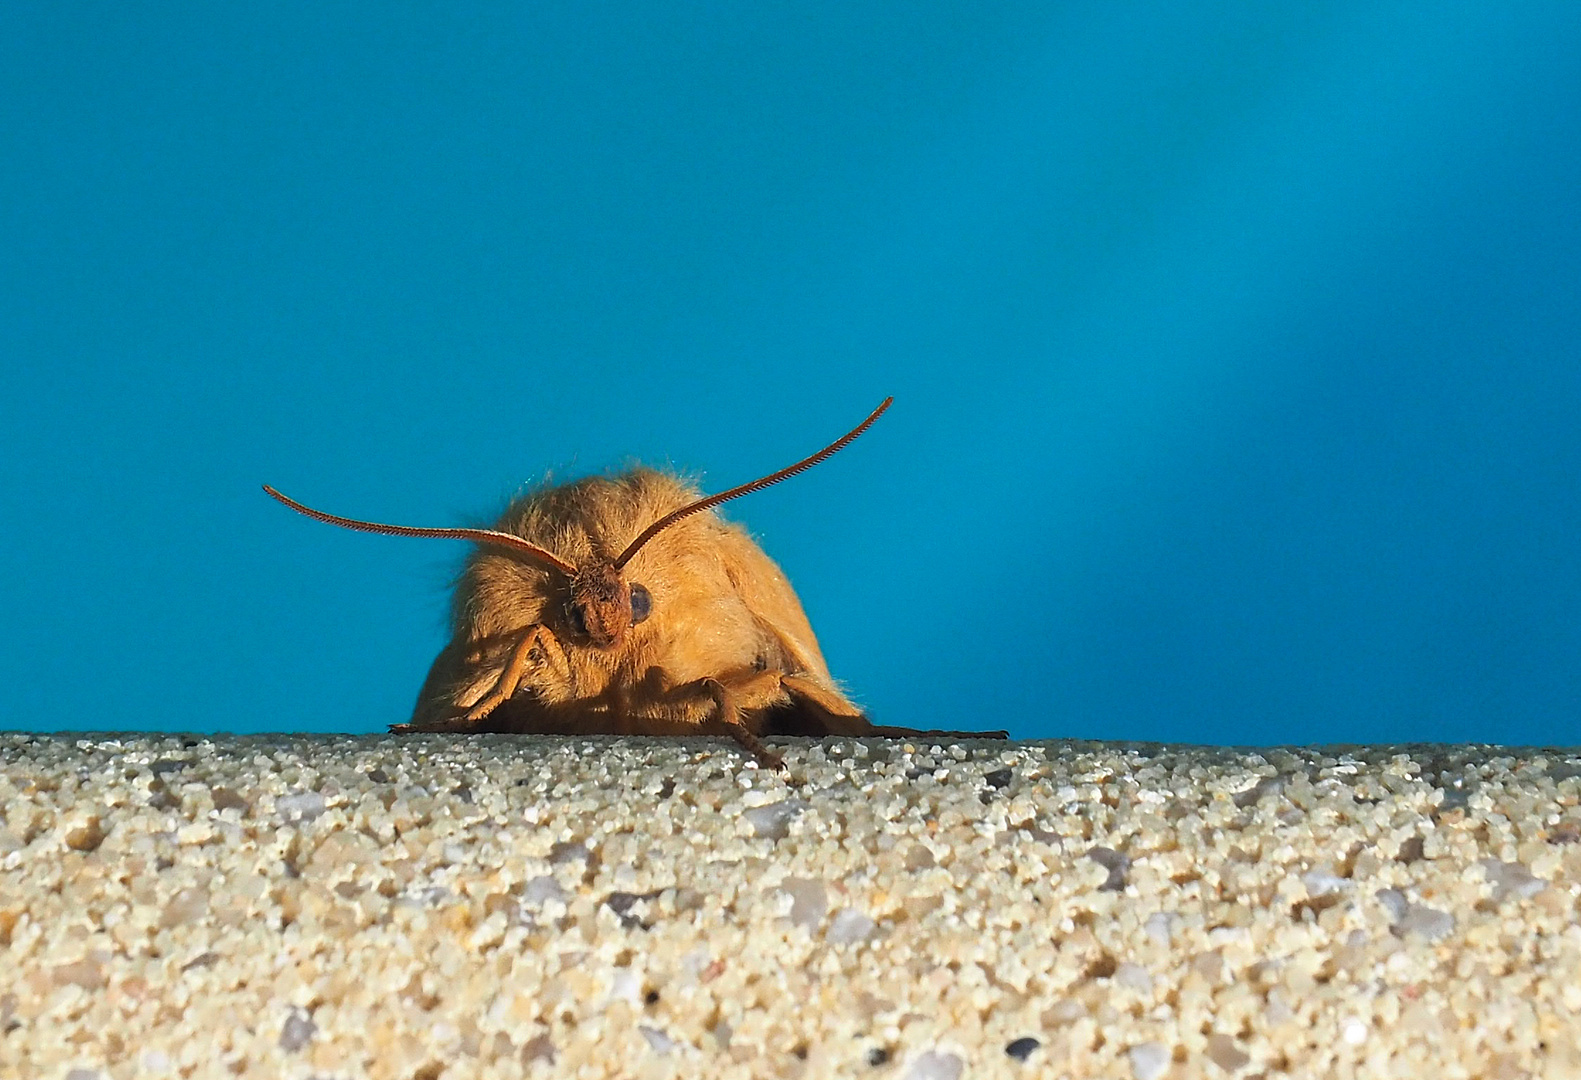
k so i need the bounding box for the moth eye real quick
[568,603,588,636]
[629,582,652,624]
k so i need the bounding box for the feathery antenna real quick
[262,485,578,576]
[614,396,893,570]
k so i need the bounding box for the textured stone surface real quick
[2,732,1581,1078]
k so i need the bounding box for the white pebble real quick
[606,969,641,1005]
[274,790,326,823]
[1143,912,1178,946]
[903,1050,964,1080]
[742,798,809,840]
[1302,868,1348,897]
[1115,962,1153,994]
[780,878,828,931]
[1376,888,1409,921]
[1128,1041,1169,1080]
[1342,1018,1368,1045]
[1481,859,1546,900]
[1265,992,1296,1025]
[826,908,878,945]
[521,876,567,906]
[639,1025,676,1054]
[1397,904,1455,942]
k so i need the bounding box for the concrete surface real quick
[2,732,1580,1079]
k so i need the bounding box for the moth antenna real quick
[263,485,578,576]
[613,396,893,570]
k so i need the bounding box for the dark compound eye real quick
[629,582,652,624]
[567,602,588,637]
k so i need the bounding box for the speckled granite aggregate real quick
[2,733,1581,1079]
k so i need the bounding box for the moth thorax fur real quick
[569,560,632,649]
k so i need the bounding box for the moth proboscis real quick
[265,397,1006,769]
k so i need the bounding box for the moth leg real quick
[460,623,564,722]
[701,673,788,772]
[779,673,873,736]
[866,724,1011,740]
[777,675,1007,741]
[391,717,463,734]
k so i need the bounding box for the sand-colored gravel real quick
[2,732,1580,1079]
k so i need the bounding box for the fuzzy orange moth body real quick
[265,399,1004,769]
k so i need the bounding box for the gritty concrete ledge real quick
[2,732,1580,1080]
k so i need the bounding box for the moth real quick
[265,398,1005,769]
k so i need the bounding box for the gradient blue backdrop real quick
[3,4,1579,746]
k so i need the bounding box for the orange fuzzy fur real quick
[402,468,886,764]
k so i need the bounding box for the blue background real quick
[3,4,1579,746]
